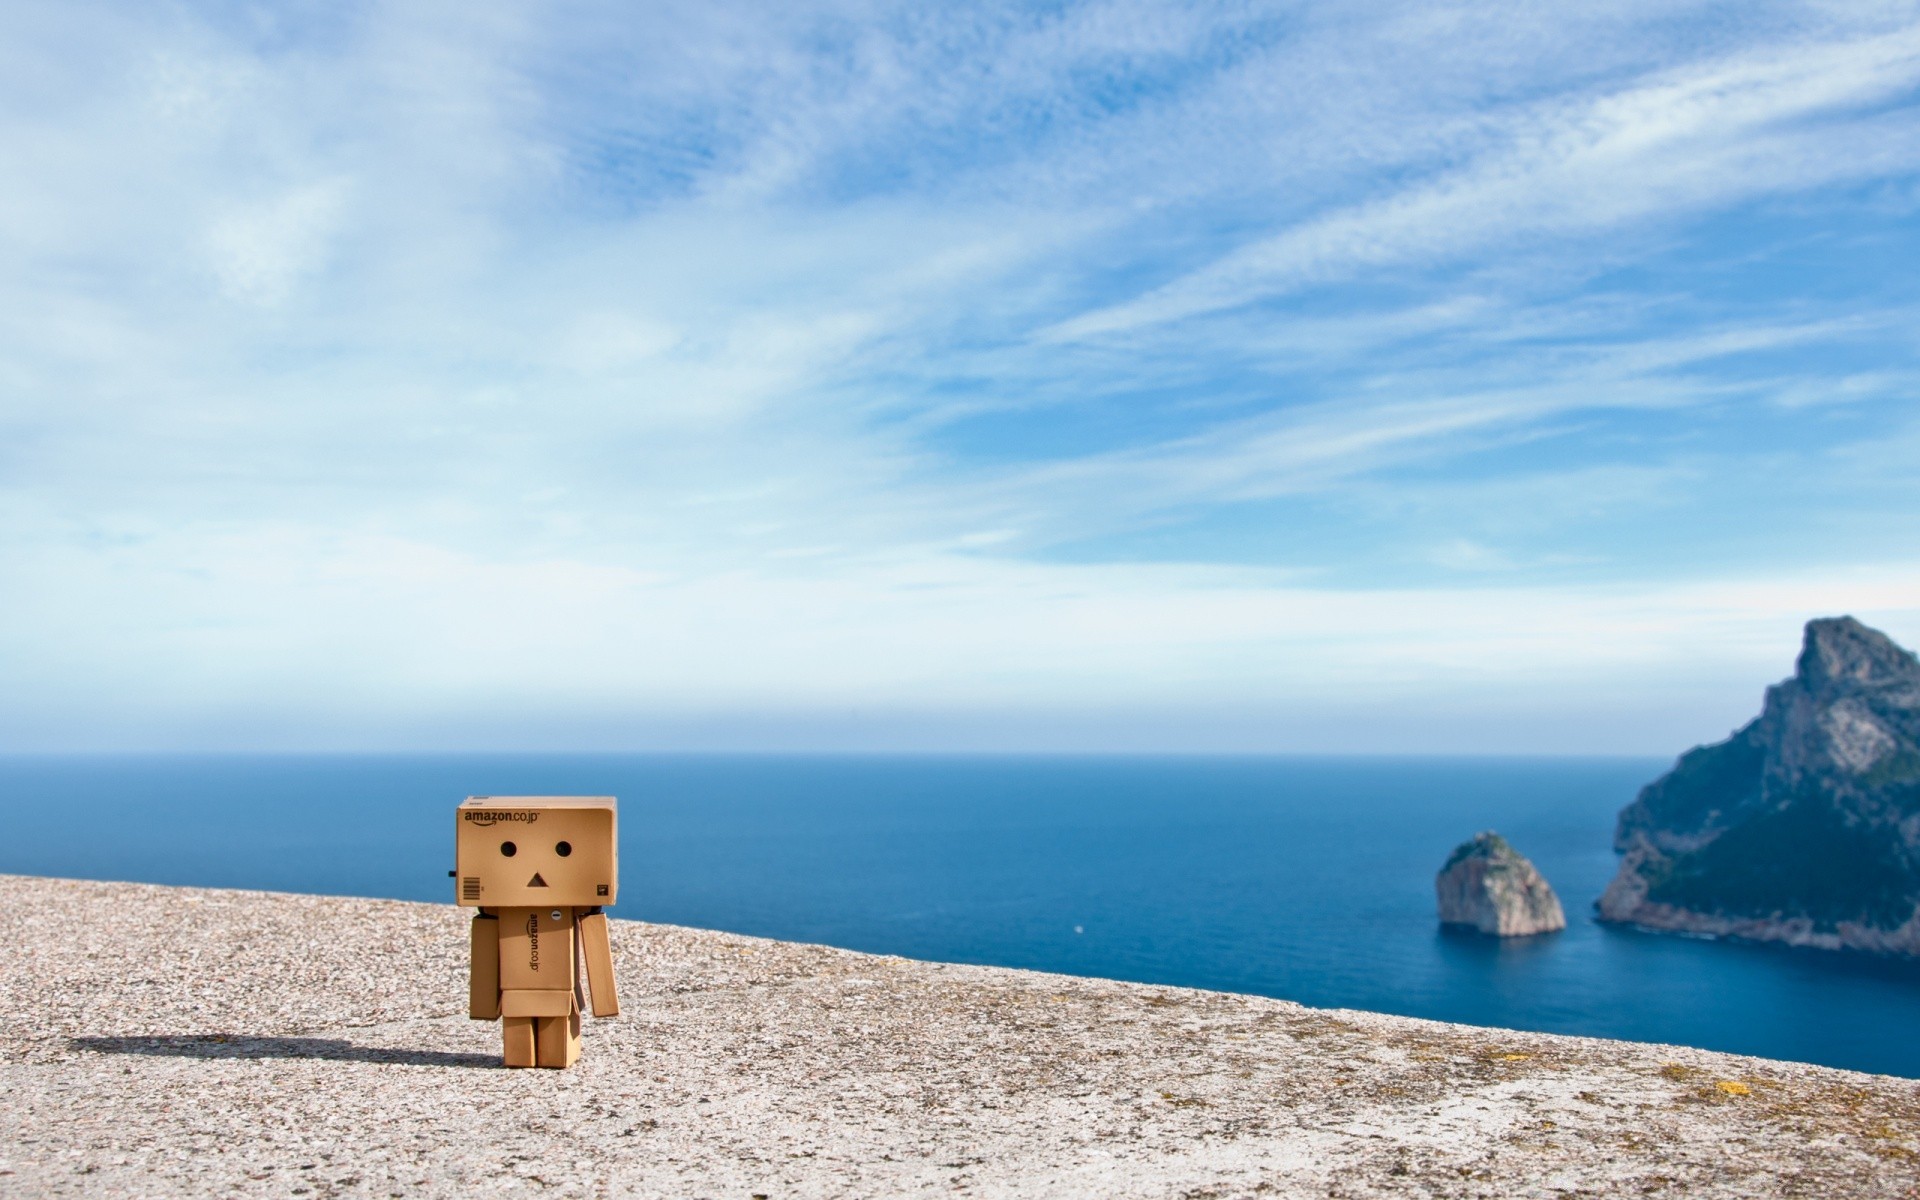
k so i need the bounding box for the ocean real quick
[5,752,1917,1078]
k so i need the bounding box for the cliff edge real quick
[4,874,1917,1198]
[1599,616,1920,955]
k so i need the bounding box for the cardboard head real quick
[456,796,617,908]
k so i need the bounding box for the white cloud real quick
[206,179,352,304]
[1424,538,1519,572]
[1048,22,1920,338]
[3,520,1916,751]
[1,1,1917,751]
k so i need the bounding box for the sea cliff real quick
[4,874,1916,1198]
[1599,617,1920,955]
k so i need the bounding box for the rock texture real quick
[1600,616,1920,956]
[7,874,1919,1199]
[1436,832,1567,936]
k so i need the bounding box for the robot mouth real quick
[527,873,549,887]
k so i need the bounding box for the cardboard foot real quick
[502,1016,537,1068]
[535,1010,581,1068]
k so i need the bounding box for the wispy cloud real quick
[1048,22,1920,338]
[6,518,1917,751]
[1,1,1917,750]
[957,314,1862,548]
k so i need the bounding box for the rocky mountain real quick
[1436,831,1567,936]
[1598,616,1920,955]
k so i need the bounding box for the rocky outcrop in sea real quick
[1436,831,1567,936]
[1598,616,1920,956]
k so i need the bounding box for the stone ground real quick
[3,875,1917,1199]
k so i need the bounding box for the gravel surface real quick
[4,874,1917,1199]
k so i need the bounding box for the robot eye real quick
[555,841,572,857]
[500,841,517,857]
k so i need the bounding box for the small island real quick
[1599,616,1920,956]
[1436,831,1567,936]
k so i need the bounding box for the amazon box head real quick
[456,796,617,908]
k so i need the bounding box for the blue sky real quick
[3,0,1918,752]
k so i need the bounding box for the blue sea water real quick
[4,753,1917,1078]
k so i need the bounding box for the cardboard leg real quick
[470,914,500,1021]
[534,1009,582,1069]
[502,1016,537,1068]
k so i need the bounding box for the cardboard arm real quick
[469,913,500,1020]
[579,911,619,1017]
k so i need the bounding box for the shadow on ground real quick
[71,1034,497,1068]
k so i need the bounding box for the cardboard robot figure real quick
[455,795,620,1068]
